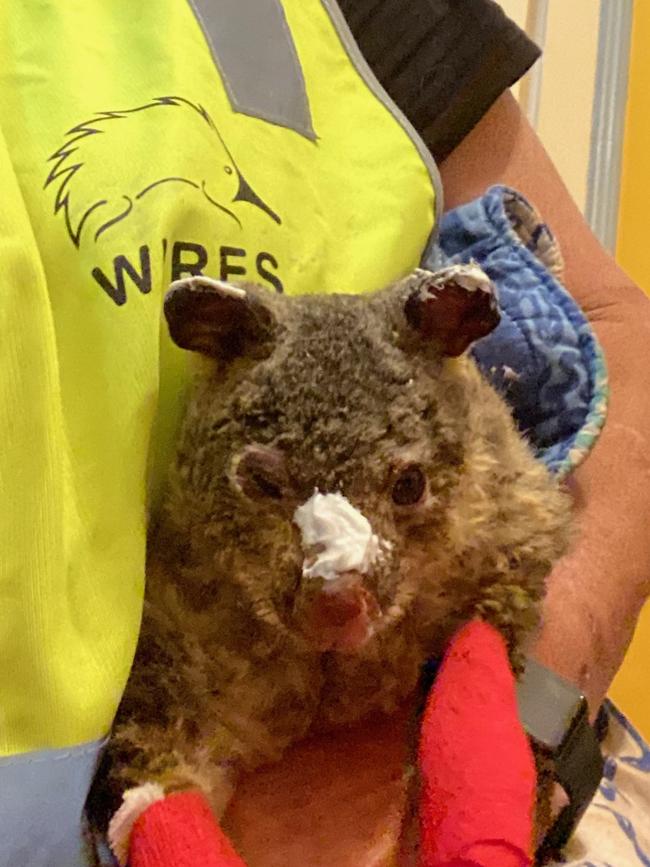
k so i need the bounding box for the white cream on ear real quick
[415,263,493,295]
[168,275,246,297]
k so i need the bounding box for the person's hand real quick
[223,707,412,867]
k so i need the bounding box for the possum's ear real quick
[392,265,500,357]
[164,276,279,361]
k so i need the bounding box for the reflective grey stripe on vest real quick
[0,738,105,867]
[187,0,443,256]
[188,0,316,139]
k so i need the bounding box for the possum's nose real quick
[298,572,381,653]
[293,490,390,584]
[292,490,388,652]
[316,583,365,626]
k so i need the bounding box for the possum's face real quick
[163,269,501,652]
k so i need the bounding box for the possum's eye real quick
[234,445,288,502]
[391,464,427,506]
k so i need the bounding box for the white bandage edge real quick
[108,782,166,865]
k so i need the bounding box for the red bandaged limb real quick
[129,791,247,867]
[126,620,534,867]
[418,620,536,867]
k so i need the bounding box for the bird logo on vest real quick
[44,96,282,249]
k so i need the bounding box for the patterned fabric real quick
[558,701,650,867]
[431,185,609,478]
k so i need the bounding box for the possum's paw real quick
[474,582,540,670]
[108,782,166,865]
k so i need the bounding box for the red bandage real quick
[129,791,247,867]
[126,620,534,867]
[418,620,536,867]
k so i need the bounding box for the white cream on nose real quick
[293,491,389,582]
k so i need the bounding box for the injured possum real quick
[86,267,571,861]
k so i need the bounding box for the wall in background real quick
[525,0,650,743]
[496,0,527,35]
[616,0,650,294]
[607,0,650,737]
[499,3,650,738]
[498,1,599,212]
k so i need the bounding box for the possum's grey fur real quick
[87,272,571,832]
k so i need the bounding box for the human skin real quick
[439,92,650,717]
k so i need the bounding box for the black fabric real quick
[339,0,540,162]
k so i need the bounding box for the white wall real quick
[497,1,600,211]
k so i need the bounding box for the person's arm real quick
[438,91,650,715]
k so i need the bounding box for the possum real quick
[86,267,571,860]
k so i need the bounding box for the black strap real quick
[537,710,605,859]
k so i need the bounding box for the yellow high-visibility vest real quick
[0,0,439,757]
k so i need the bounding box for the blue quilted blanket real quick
[430,185,608,478]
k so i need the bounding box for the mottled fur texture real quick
[87,272,571,838]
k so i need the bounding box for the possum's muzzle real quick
[291,490,389,651]
[295,571,381,653]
